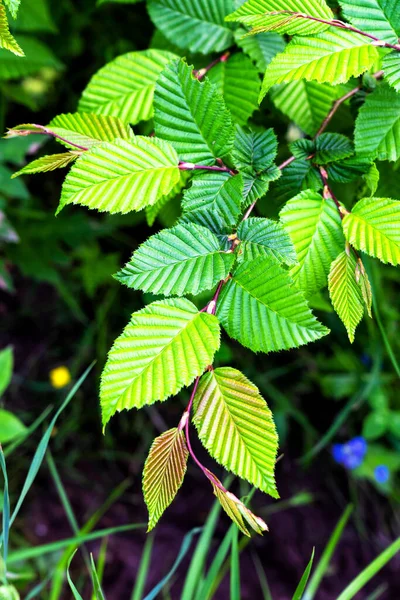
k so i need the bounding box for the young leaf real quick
[280,190,345,297]
[342,197,400,266]
[154,59,234,165]
[115,222,235,296]
[354,84,400,162]
[270,80,347,137]
[12,152,80,178]
[0,1,23,56]
[48,113,134,150]
[355,258,373,317]
[100,297,220,426]
[328,248,364,343]
[78,50,178,125]
[193,367,279,497]
[226,0,333,36]
[232,126,277,174]
[4,0,20,19]
[382,51,400,93]
[209,472,269,536]
[58,136,180,215]
[260,29,379,99]
[207,54,261,126]
[314,133,354,164]
[181,173,243,229]
[234,28,285,73]
[237,217,297,265]
[143,428,188,531]
[216,256,329,353]
[339,0,400,44]
[147,0,235,55]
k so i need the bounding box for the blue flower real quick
[374,465,390,484]
[332,436,367,470]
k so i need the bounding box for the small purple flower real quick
[374,465,390,484]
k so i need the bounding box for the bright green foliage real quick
[355,85,400,162]
[48,113,134,150]
[12,152,80,177]
[193,367,279,497]
[79,50,177,125]
[280,190,344,297]
[237,217,297,265]
[356,258,373,317]
[4,0,20,18]
[181,173,243,230]
[0,35,61,79]
[0,409,26,444]
[226,0,333,36]
[145,173,189,226]
[270,81,345,137]
[339,0,400,44]
[147,0,235,54]
[325,157,373,184]
[207,54,260,125]
[154,59,234,165]
[383,52,400,93]
[260,29,379,98]
[143,427,188,531]
[12,0,56,33]
[234,28,285,72]
[328,249,364,342]
[0,346,13,396]
[58,137,180,215]
[116,223,235,296]
[342,197,400,266]
[273,159,321,204]
[100,297,220,426]
[210,476,268,536]
[216,256,329,353]
[0,1,23,56]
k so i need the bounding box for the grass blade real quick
[337,537,400,600]
[230,527,240,600]
[3,405,53,458]
[292,548,315,600]
[143,527,202,600]
[0,447,10,571]
[195,527,234,600]
[252,552,273,600]
[90,554,106,600]
[303,505,353,600]
[131,534,154,600]
[67,551,84,600]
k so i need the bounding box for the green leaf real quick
[210,475,268,536]
[147,0,235,55]
[143,427,188,531]
[280,190,344,296]
[181,173,243,229]
[234,28,285,73]
[314,133,354,164]
[226,0,333,36]
[0,1,23,56]
[356,258,373,317]
[48,112,134,150]
[362,411,388,440]
[0,35,62,80]
[354,84,400,162]
[4,0,20,19]
[0,409,26,444]
[216,256,329,353]
[100,297,220,426]
[207,54,261,126]
[154,59,234,165]
[339,0,400,44]
[270,80,346,137]
[193,367,279,497]
[272,159,321,204]
[342,197,400,266]
[145,172,188,226]
[0,346,13,396]
[328,249,364,342]
[260,29,379,99]
[58,136,180,215]
[78,50,177,125]
[242,166,281,205]
[12,152,80,178]
[116,222,235,296]
[383,51,400,92]
[232,126,277,174]
[292,550,315,600]
[237,217,297,265]
[325,156,373,183]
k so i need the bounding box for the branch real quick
[5,124,89,151]
[179,161,236,175]
[194,52,230,81]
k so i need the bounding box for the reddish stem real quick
[30,125,89,151]
[194,51,230,81]
[179,161,236,175]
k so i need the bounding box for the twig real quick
[179,161,236,175]
[194,52,230,81]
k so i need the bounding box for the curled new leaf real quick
[143,427,188,531]
[193,367,279,497]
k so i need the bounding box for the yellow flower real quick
[50,366,71,389]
